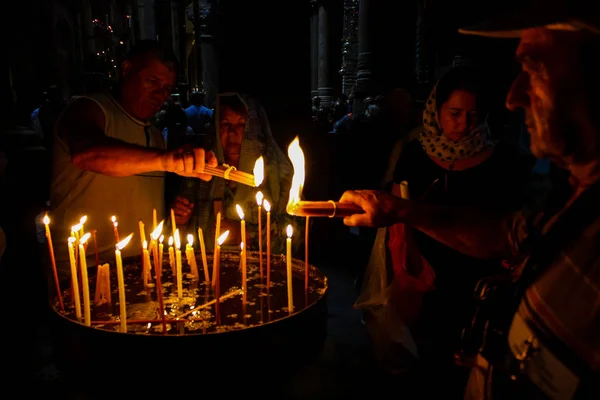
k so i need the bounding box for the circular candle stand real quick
[49,251,328,397]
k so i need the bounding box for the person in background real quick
[185,90,213,136]
[172,92,303,254]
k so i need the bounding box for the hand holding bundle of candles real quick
[202,156,263,187]
[284,137,364,218]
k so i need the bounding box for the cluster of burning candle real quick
[42,147,319,332]
[39,135,368,334]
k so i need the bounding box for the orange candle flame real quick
[116,233,134,250]
[286,224,293,238]
[150,220,164,241]
[187,233,194,246]
[174,229,181,249]
[256,191,264,206]
[264,199,271,212]
[253,156,264,187]
[286,137,305,212]
[217,230,230,246]
[236,204,244,220]
[79,232,91,245]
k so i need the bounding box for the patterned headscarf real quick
[419,83,496,165]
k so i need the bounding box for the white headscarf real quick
[418,82,496,165]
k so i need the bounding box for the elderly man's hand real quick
[338,189,407,228]
[165,146,218,180]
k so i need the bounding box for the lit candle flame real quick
[217,230,230,246]
[159,235,164,243]
[68,237,76,244]
[253,156,264,187]
[236,204,244,220]
[111,215,116,223]
[143,240,148,250]
[174,229,181,249]
[241,242,244,251]
[264,199,271,212]
[168,236,174,246]
[287,137,305,211]
[256,191,264,206]
[43,214,50,225]
[79,232,91,245]
[286,224,293,238]
[150,220,164,241]
[187,233,194,246]
[116,233,134,250]
[71,223,82,233]
[79,215,88,225]
[114,221,118,228]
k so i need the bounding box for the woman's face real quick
[219,105,246,161]
[438,89,479,141]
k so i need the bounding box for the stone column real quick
[309,0,319,99]
[339,0,358,96]
[354,0,373,113]
[415,0,431,102]
[317,0,333,107]
[188,0,218,107]
[81,0,95,56]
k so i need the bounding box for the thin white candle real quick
[78,232,92,326]
[115,233,134,333]
[174,229,183,299]
[67,237,82,321]
[198,228,209,284]
[186,233,199,279]
[264,200,271,292]
[256,191,264,281]
[286,224,293,313]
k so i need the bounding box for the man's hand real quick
[164,146,218,181]
[338,189,406,227]
[172,196,194,225]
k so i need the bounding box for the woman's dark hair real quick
[219,94,247,116]
[436,66,488,116]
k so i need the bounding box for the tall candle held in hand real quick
[67,237,82,321]
[43,214,64,311]
[115,233,134,333]
[236,204,246,274]
[198,228,209,284]
[111,215,120,243]
[186,234,199,279]
[256,191,264,280]
[174,229,183,299]
[264,200,271,292]
[78,232,92,326]
[286,225,294,313]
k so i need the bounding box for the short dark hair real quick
[124,39,179,75]
[436,65,488,116]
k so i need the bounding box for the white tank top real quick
[50,92,166,281]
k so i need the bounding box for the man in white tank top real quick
[49,40,217,282]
